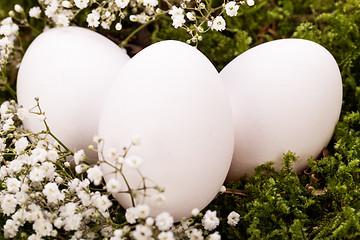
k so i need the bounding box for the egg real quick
[17,26,130,162]
[220,38,342,181]
[98,40,234,221]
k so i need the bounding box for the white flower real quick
[94,195,113,213]
[131,134,141,145]
[31,148,48,163]
[74,0,89,9]
[29,166,45,182]
[172,15,186,28]
[153,193,166,206]
[208,231,221,240]
[225,1,239,17]
[208,16,226,31]
[191,208,200,216]
[16,107,28,120]
[247,0,255,6]
[64,214,82,231]
[115,0,130,8]
[15,191,29,204]
[158,231,175,240]
[43,182,65,203]
[143,0,158,7]
[74,149,86,165]
[106,148,120,162]
[125,155,143,168]
[54,14,70,27]
[47,149,58,162]
[145,217,154,226]
[15,137,28,153]
[78,190,92,206]
[61,0,72,8]
[29,6,41,18]
[0,137,5,151]
[3,219,19,238]
[125,207,138,224]
[155,212,174,231]
[14,4,23,13]
[136,204,150,219]
[1,194,18,216]
[132,225,152,240]
[33,219,53,237]
[188,229,203,240]
[75,163,88,174]
[227,211,240,226]
[115,22,122,31]
[219,185,226,193]
[86,165,103,185]
[87,11,100,27]
[6,177,21,193]
[186,12,196,21]
[45,1,58,18]
[101,21,111,29]
[202,210,220,231]
[106,178,121,193]
[41,162,55,179]
[169,6,184,18]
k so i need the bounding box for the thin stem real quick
[120,13,166,48]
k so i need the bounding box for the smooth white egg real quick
[17,26,130,162]
[99,40,234,221]
[220,38,342,181]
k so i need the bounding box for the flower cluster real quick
[0,100,241,239]
[13,0,255,46]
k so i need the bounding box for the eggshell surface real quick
[220,38,342,181]
[99,40,234,221]
[17,26,130,162]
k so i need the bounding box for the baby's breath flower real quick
[153,193,166,206]
[43,182,65,203]
[191,208,200,216]
[208,231,221,240]
[14,4,24,13]
[115,0,130,9]
[15,137,28,153]
[145,217,154,226]
[87,11,101,27]
[225,1,239,17]
[156,212,174,231]
[132,224,152,239]
[115,22,123,31]
[1,194,18,216]
[158,231,175,240]
[16,107,28,120]
[188,228,203,240]
[74,0,89,9]
[202,210,219,231]
[106,178,121,193]
[125,207,138,224]
[219,185,226,193]
[125,155,143,168]
[227,211,240,226]
[74,149,86,165]
[247,0,255,6]
[208,16,226,31]
[86,165,103,185]
[186,12,196,21]
[136,204,150,219]
[29,6,42,18]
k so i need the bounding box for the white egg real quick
[220,38,342,181]
[99,40,234,221]
[17,26,130,162]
